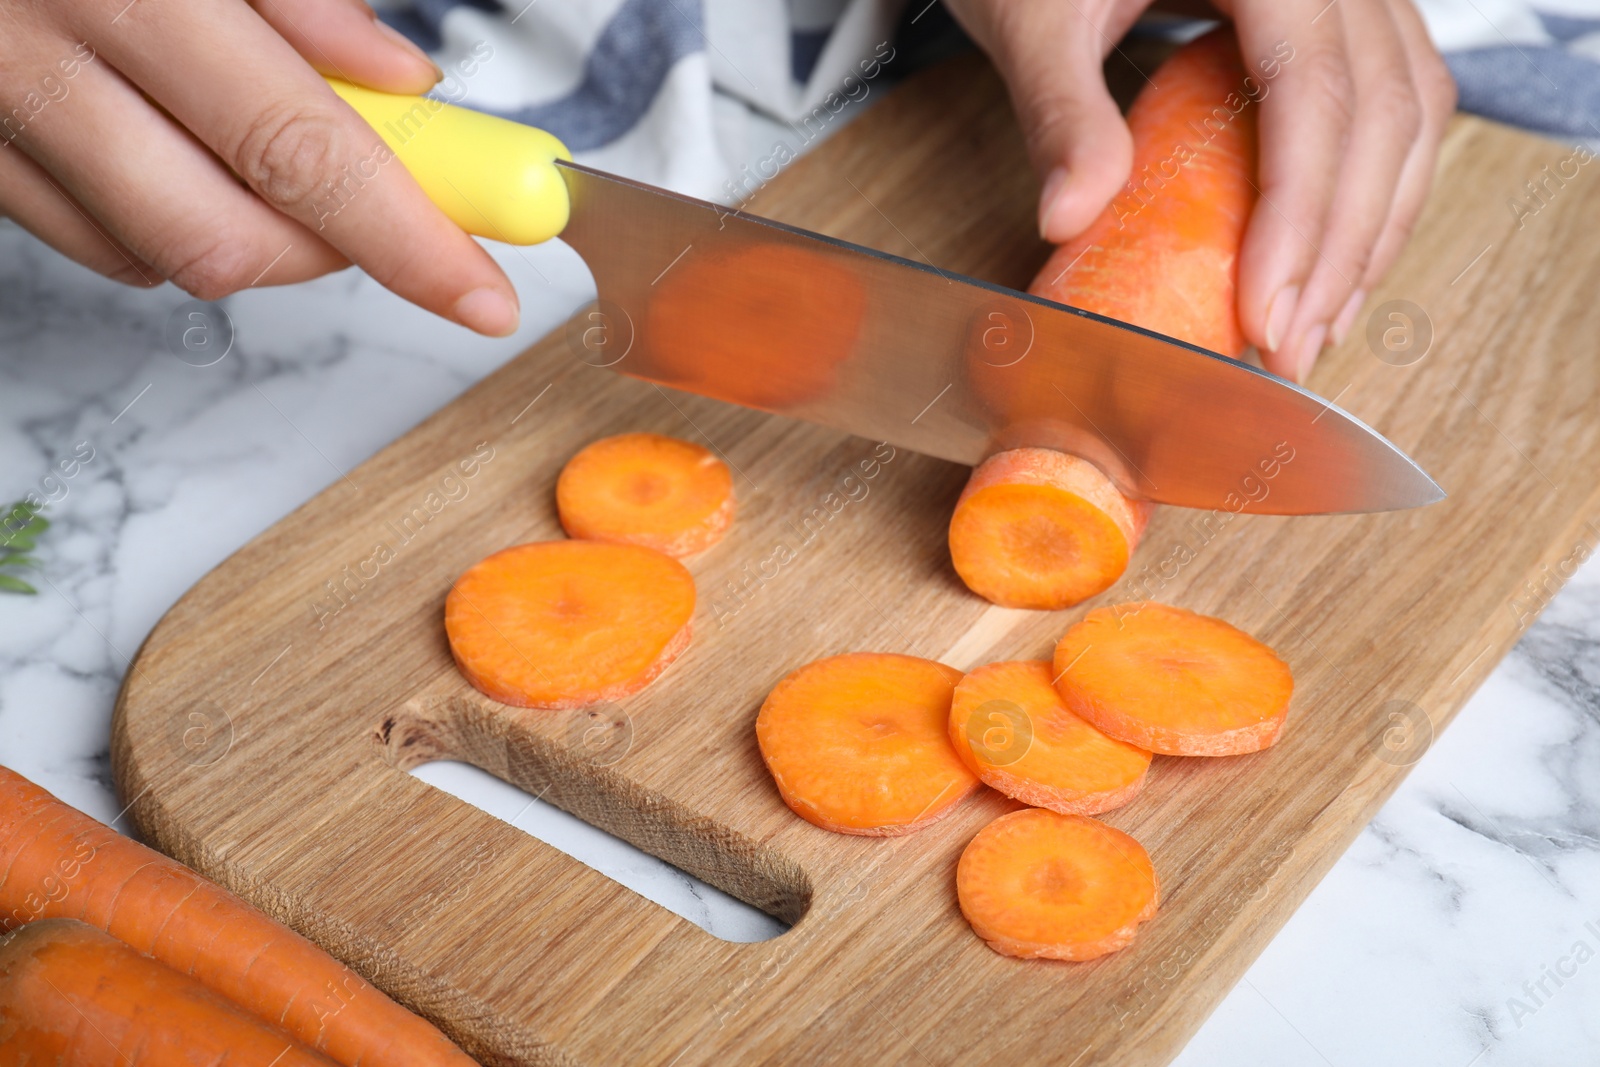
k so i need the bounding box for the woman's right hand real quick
[0,0,521,336]
[943,0,1456,382]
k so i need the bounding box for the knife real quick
[328,79,1442,515]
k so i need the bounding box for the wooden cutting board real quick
[113,51,1600,1067]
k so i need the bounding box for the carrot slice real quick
[446,540,695,709]
[0,918,339,1065]
[957,808,1159,960]
[948,448,1150,609]
[556,432,735,557]
[0,768,476,1067]
[756,653,979,835]
[949,660,1151,815]
[1053,602,1294,755]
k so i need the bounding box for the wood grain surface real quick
[113,51,1600,1067]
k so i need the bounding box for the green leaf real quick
[0,574,37,595]
[0,507,44,548]
[0,501,48,583]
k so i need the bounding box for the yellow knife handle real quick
[325,78,572,246]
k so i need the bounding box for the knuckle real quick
[1422,55,1458,116]
[1384,211,1419,255]
[1340,240,1376,285]
[233,102,340,212]
[1298,44,1357,125]
[166,238,258,301]
[1366,74,1423,140]
[1014,85,1116,165]
[1018,92,1072,151]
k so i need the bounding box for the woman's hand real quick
[942,0,1456,382]
[0,0,520,336]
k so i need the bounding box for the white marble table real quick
[2,219,1596,1065]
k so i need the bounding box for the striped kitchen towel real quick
[377,0,1600,208]
[375,0,919,203]
[1416,0,1600,138]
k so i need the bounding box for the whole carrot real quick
[0,917,340,1066]
[0,766,476,1067]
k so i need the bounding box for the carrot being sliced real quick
[949,449,1150,610]
[1030,28,1256,358]
[949,660,1151,816]
[0,918,339,1066]
[557,432,735,557]
[954,30,1258,611]
[1053,602,1294,755]
[756,653,979,835]
[0,768,476,1067]
[957,808,1159,961]
[446,540,695,709]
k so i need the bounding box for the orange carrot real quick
[1031,28,1257,357]
[949,660,1150,815]
[756,653,979,835]
[646,242,864,411]
[948,449,1151,610]
[953,30,1258,610]
[0,767,475,1067]
[1053,602,1294,755]
[557,431,735,557]
[0,918,339,1066]
[446,540,695,708]
[957,808,1159,961]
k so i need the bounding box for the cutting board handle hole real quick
[406,760,790,943]
[377,697,811,938]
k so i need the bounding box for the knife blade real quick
[556,162,1440,515]
[329,80,1443,515]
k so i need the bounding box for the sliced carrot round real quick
[949,449,1149,610]
[756,653,978,836]
[446,541,694,709]
[957,808,1159,960]
[949,661,1151,815]
[556,432,735,557]
[1053,602,1293,756]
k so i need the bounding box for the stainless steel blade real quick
[556,161,1443,515]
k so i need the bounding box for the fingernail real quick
[1331,288,1365,346]
[454,288,519,337]
[377,20,444,83]
[1294,323,1328,385]
[1264,284,1299,354]
[1038,167,1068,240]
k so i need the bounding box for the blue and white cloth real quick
[1417,0,1600,138]
[375,0,915,203]
[378,0,1600,204]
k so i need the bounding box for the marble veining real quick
[2,221,1598,1063]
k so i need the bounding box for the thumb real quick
[956,5,1134,242]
